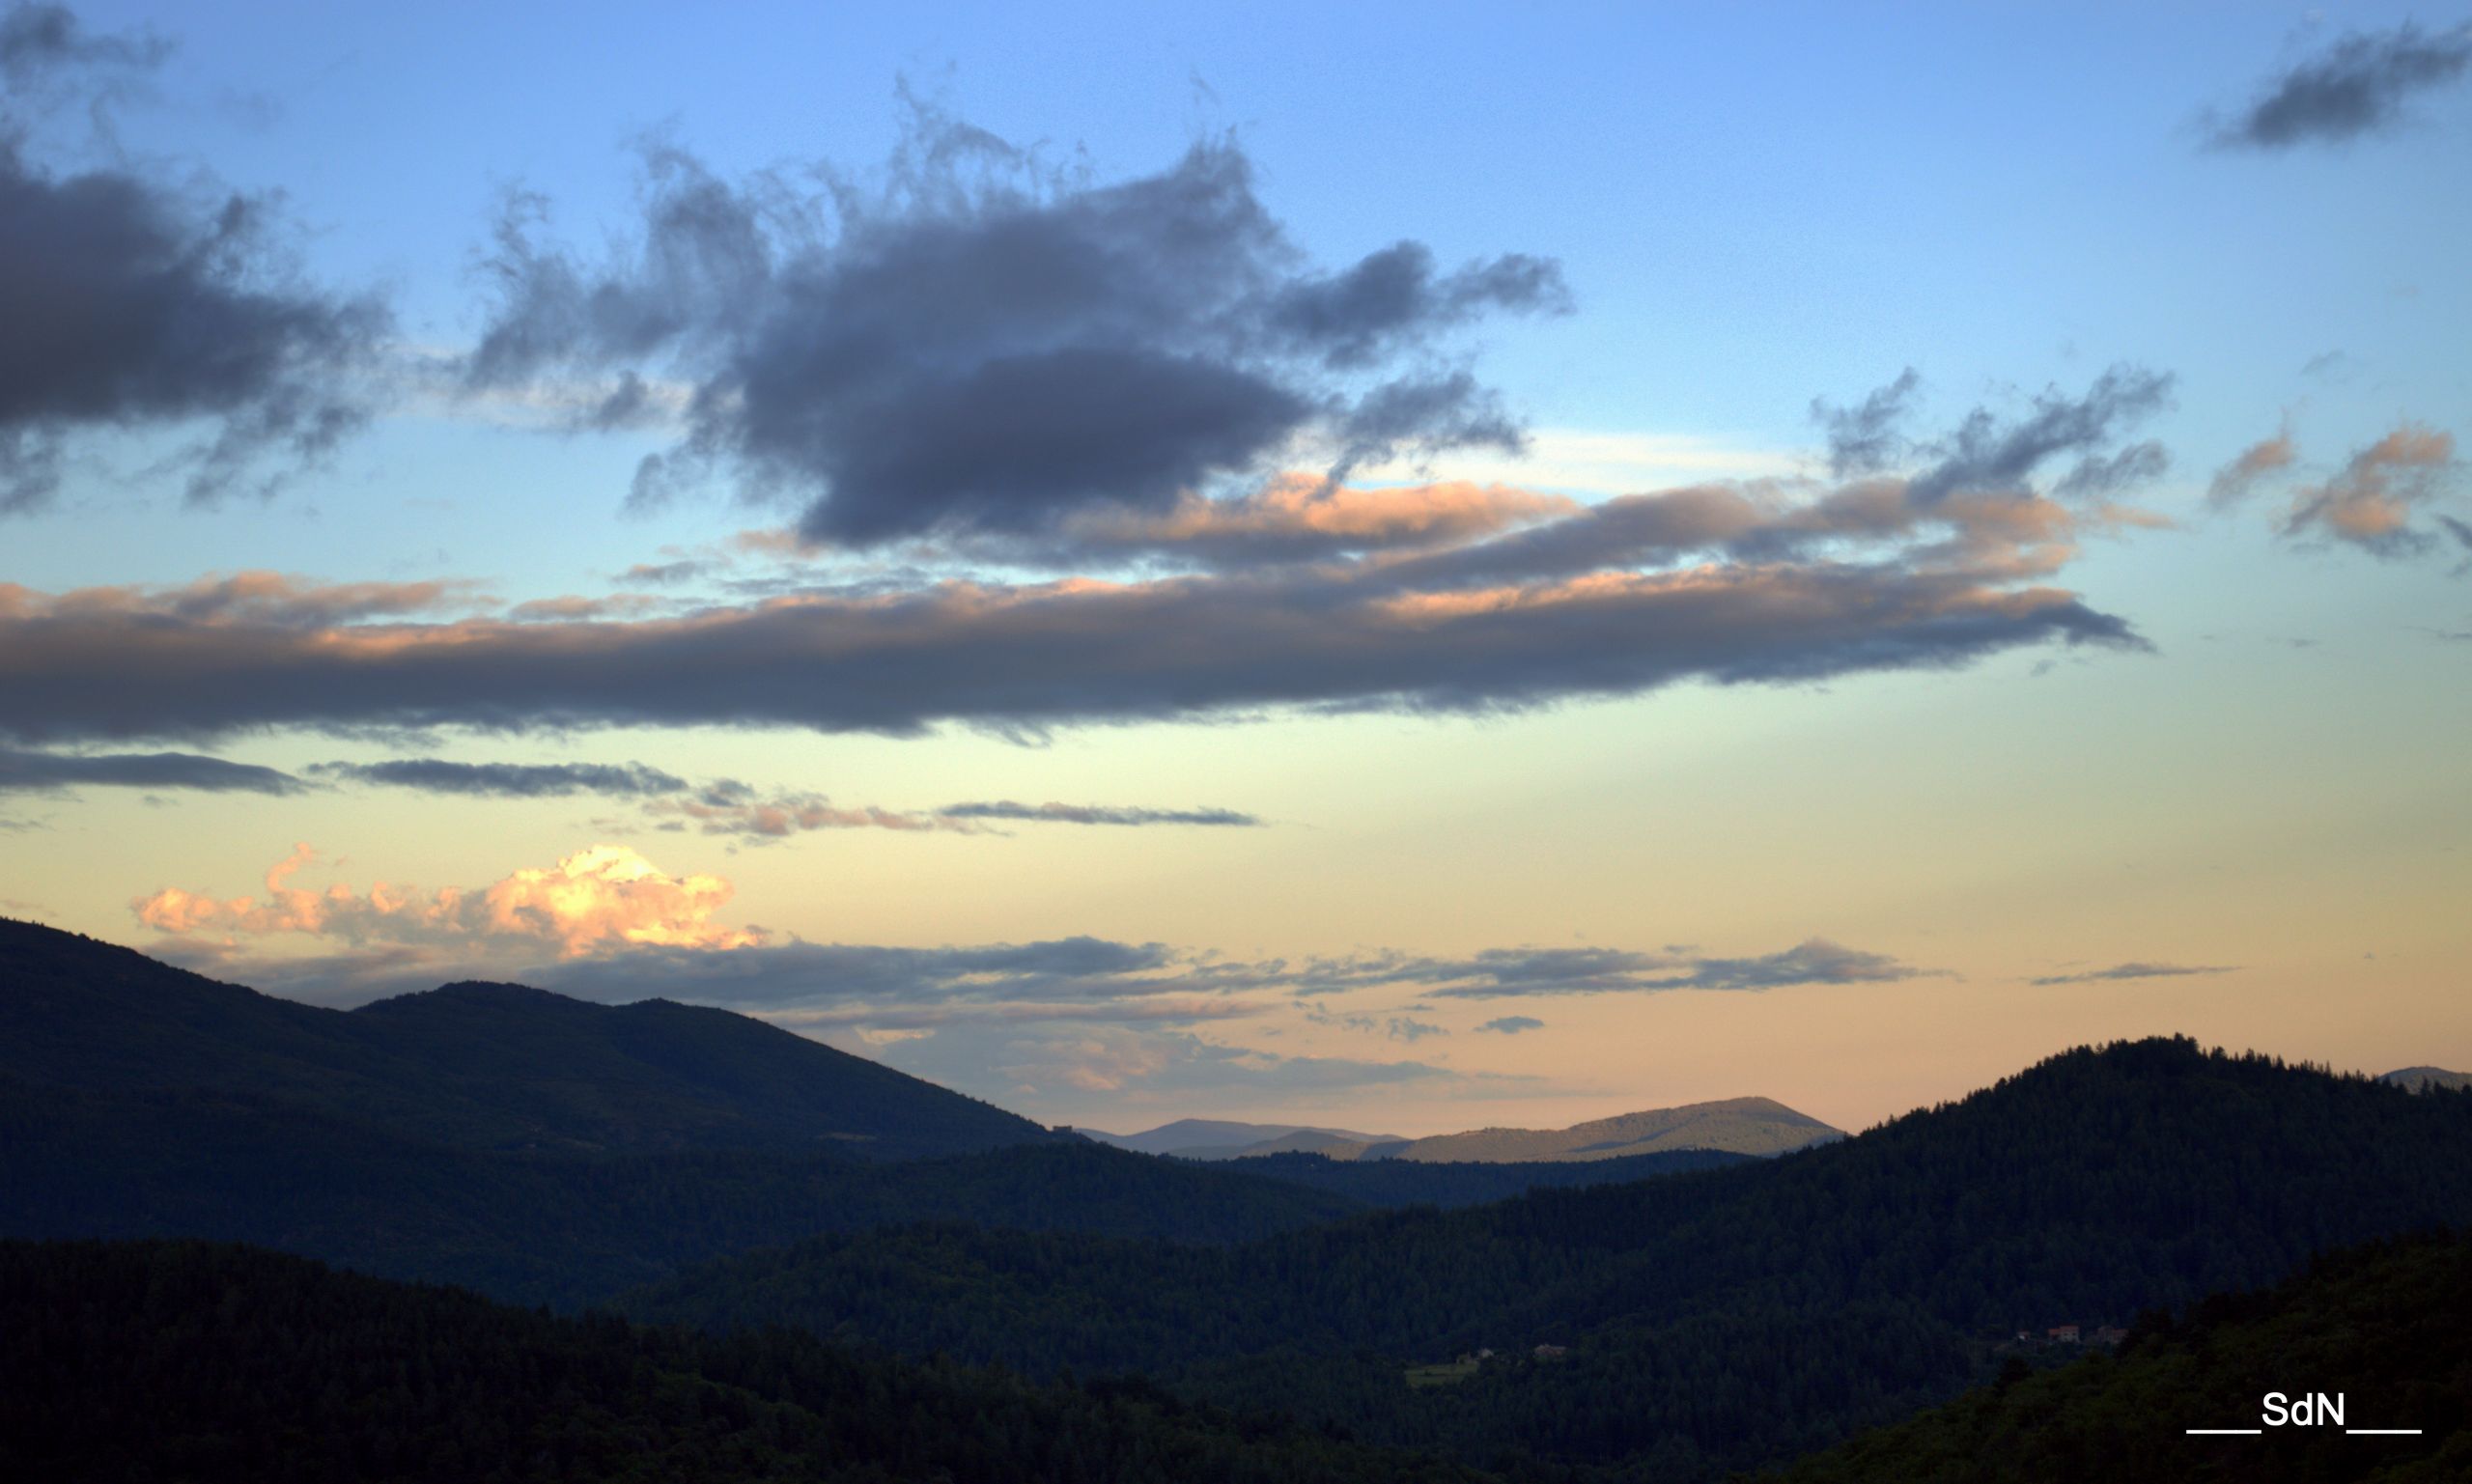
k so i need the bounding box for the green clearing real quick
[1404,1358,1479,1388]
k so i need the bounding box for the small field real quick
[1403,1358,1479,1388]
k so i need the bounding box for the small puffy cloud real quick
[2208,423,2299,508]
[133,842,762,959]
[1476,1015,1544,1035]
[2206,23,2472,151]
[2280,424,2459,556]
[2029,962,2239,987]
[0,744,302,795]
[1384,1016,1447,1044]
[465,102,1567,547]
[938,800,1261,827]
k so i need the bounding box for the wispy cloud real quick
[0,745,303,795]
[940,800,1262,827]
[2280,424,2460,557]
[2029,961,2240,987]
[1476,1015,1544,1035]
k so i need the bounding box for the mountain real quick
[1094,1100,1840,1163]
[0,1239,1495,1484]
[622,1038,2472,1480]
[2385,1065,2472,1093]
[1226,1147,1755,1208]
[1085,1117,1405,1159]
[1772,1230,2472,1482]
[0,916,1049,1159]
[1361,1096,1842,1162]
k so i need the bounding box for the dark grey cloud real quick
[2029,962,2239,987]
[464,106,1567,545]
[2208,23,2472,151]
[307,758,689,798]
[0,744,302,795]
[1905,366,2173,507]
[0,498,2142,747]
[1812,367,1920,478]
[940,799,1262,827]
[0,11,388,515]
[1476,1015,1544,1035]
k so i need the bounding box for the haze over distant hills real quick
[1096,1097,1842,1162]
[2383,1065,2472,1092]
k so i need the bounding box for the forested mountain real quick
[622,1039,2472,1480]
[0,1239,1495,1484]
[1772,1230,2472,1482]
[2384,1066,2472,1093]
[0,917,1048,1159]
[0,1080,1364,1305]
[1226,1148,1752,1207]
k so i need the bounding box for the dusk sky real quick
[3,1,2467,1134]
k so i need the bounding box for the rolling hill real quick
[1084,1118,1406,1159]
[0,916,1050,1159]
[1094,1099,1842,1163]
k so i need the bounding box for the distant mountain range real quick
[2382,1065,2472,1092]
[1091,1096,1842,1162]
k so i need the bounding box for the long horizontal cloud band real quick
[0,558,2135,745]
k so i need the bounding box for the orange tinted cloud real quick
[134,843,763,958]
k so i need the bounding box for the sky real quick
[2,1,2468,1136]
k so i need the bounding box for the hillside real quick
[1229,1147,1754,1208]
[0,1078,1362,1305]
[1086,1118,1405,1160]
[1372,1096,1842,1162]
[0,916,1049,1159]
[2385,1066,2472,1093]
[0,1239,1493,1484]
[622,1038,2472,1480]
[1772,1230,2472,1482]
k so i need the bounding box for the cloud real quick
[2280,423,2460,556]
[1289,938,1936,999]
[1812,367,1921,478]
[2208,422,2299,508]
[0,367,2159,748]
[1383,1016,1447,1044]
[1904,365,2173,507]
[2028,961,2239,987]
[644,780,976,840]
[464,99,1567,546]
[134,842,761,959]
[2207,23,2472,151]
[308,758,688,798]
[0,744,302,795]
[939,799,1262,827]
[0,13,389,515]
[1476,1015,1544,1035]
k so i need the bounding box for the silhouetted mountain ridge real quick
[0,916,1049,1159]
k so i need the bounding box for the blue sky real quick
[3,2,2467,1131]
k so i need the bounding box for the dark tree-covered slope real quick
[0,1239,1496,1484]
[0,1078,1361,1305]
[1771,1230,2472,1483]
[624,1039,2472,1480]
[0,916,1051,1159]
[1224,1147,1753,1207]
